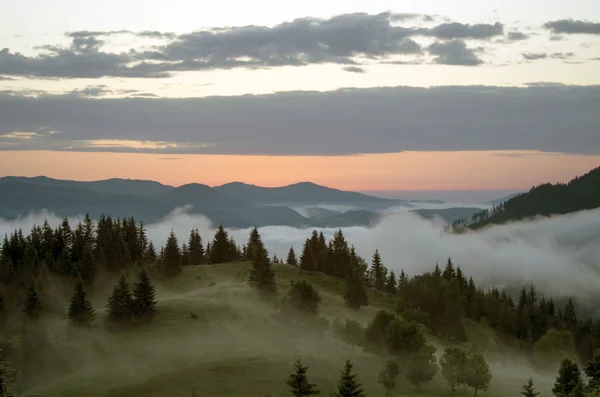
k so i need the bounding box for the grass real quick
[22,261,552,397]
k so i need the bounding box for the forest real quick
[0,214,600,396]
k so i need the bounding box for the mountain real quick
[302,207,343,219]
[485,192,523,206]
[215,181,409,210]
[0,176,384,228]
[412,207,484,224]
[470,166,600,229]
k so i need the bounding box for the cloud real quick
[0,76,15,81]
[157,157,182,160]
[507,31,529,41]
[543,19,600,35]
[68,85,112,97]
[0,85,598,155]
[1,13,506,79]
[427,40,483,66]
[550,52,574,59]
[522,52,547,60]
[5,207,600,299]
[342,66,365,73]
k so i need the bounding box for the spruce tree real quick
[286,360,319,397]
[520,378,540,397]
[585,349,600,387]
[552,359,584,397]
[287,247,298,266]
[385,270,397,295]
[246,227,265,261]
[371,249,386,291]
[187,229,204,265]
[210,225,232,264]
[247,244,277,297]
[181,243,190,268]
[299,240,315,271]
[344,269,368,309]
[68,280,96,327]
[331,360,366,397]
[163,230,182,277]
[106,274,134,326]
[132,269,158,323]
[23,282,41,319]
[145,241,157,263]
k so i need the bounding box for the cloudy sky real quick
[1,0,599,199]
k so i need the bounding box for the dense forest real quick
[452,166,600,230]
[1,214,600,396]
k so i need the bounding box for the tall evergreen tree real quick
[585,349,600,388]
[330,360,366,397]
[552,359,584,397]
[520,378,540,397]
[181,243,189,268]
[442,257,456,280]
[344,268,368,310]
[299,239,315,271]
[23,282,41,319]
[371,249,386,291]
[286,360,319,397]
[68,280,96,327]
[132,269,158,323]
[564,298,578,330]
[145,241,157,263]
[163,230,182,277]
[287,247,298,266]
[247,244,277,297]
[246,227,265,261]
[385,270,397,295]
[106,274,134,326]
[210,225,233,264]
[187,229,205,265]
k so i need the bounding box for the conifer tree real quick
[520,378,540,397]
[163,230,182,277]
[247,244,277,297]
[145,241,157,263]
[585,349,600,388]
[106,274,134,326]
[287,247,298,266]
[552,359,584,397]
[246,227,265,261]
[23,282,41,319]
[132,269,158,323]
[210,225,232,264]
[330,360,366,397]
[286,360,319,397]
[187,229,204,265]
[378,359,400,397]
[344,268,368,310]
[0,354,17,397]
[385,270,397,295]
[371,249,386,291]
[563,298,578,330]
[299,240,315,271]
[181,243,189,267]
[442,257,456,280]
[68,280,96,327]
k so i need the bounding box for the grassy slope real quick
[27,262,552,397]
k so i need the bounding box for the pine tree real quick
[162,230,182,277]
[23,282,41,319]
[378,359,400,397]
[344,268,368,310]
[187,229,205,265]
[145,241,157,263]
[247,244,277,297]
[552,359,584,397]
[585,349,600,387]
[520,378,540,397]
[246,227,265,261]
[181,243,190,267]
[210,225,233,264]
[132,269,158,323]
[331,360,366,397]
[106,274,134,326]
[299,240,315,271]
[385,270,397,295]
[68,280,96,327]
[287,247,298,266]
[563,298,578,330]
[286,360,319,397]
[442,257,456,280]
[371,249,386,291]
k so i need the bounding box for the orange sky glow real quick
[1,150,598,192]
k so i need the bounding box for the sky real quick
[1,0,599,198]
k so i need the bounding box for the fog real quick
[2,206,599,300]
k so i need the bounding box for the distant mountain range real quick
[0,176,413,228]
[470,166,600,229]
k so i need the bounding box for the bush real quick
[208,282,217,287]
[400,308,431,330]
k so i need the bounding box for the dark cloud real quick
[522,52,547,60]
[68,85,111,97]
[1,85,597,155]
[543,19,600,35]
[1,13,506,79]
[507,31,529,41]
[427,40,483,66]
[550,52,574,59]
[342,66,365,73]
[549,35,565,41]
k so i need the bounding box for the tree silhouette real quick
[286,360,319,396]
[68,280,96,327]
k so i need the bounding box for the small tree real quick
[23,282,41,319]
[283,280,321,316]
[552,359,584,397]
[162,230,182,277]
[406,343,438,389]
[378,359,400,397]
[247,245,277,297]
[520,378,540,397]
[286,360,319,397]
[0,354,17,397]
[585,349,600,388]
[287,247,298,266]
[132,269,158,323]
[465,352,492,396]
[440,347,468,392]
[330,360,366,397]
[344,269,368,310]
[106,274,134,327]
[68,280,96,327]
[341,319,364,351]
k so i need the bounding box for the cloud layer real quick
[1,85,599,155]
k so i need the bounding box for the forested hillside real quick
[467,167,600,229]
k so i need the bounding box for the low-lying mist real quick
[2,206,600,300]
